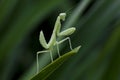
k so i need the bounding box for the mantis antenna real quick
[36,12,76,74]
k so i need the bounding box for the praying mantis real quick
[36,13,76,74]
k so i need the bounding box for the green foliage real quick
[0,0,120,80]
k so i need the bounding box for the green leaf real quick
[31,46,81,80]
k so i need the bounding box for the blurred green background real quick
[0,0,120,80]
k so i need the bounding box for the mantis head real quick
[59,13,66,21]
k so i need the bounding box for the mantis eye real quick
[59,13,66,21]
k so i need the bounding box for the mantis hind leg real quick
[49,50,53,62]
[58,37,73,50]
[36,50,49,74]
[56,42,61,57]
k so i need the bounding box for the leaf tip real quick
[73,45,81,53]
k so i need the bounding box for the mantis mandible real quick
[36,13,76,74]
